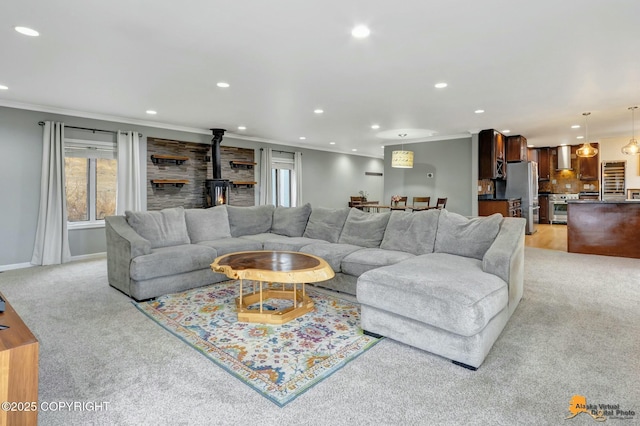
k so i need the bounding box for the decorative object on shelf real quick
[151,179,189,188]
[229,160,257,169]
[151,154,189,165]
[358,190,369,202]
[391,134,414,168]
[576,112,599,158]
[621,106,639,155]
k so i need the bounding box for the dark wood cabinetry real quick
[479,129,506,180]
[506,135,527,162]
[537,147,551,181]
[538,195,549,224]
[478,199,522,218]
[578,143,599,180]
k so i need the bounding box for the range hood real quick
[556,145,573,170]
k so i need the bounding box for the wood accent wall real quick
[146,138,256,210]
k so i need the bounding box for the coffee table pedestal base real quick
[236,282,314,325]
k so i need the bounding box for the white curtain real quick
[259,148,273,205]
[293,151,302,207]
[31,121,71,265]
[116,131,142,214]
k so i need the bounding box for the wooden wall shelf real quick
[151,179,189,188]
[232,181,257,188]
[151,154,189,165]
[230,161,257,169]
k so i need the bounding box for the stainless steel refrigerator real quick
[505,161,539,234]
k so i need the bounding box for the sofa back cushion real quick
[381,209,440,255]
[303,207,350,243]
[338,208,391,248]
[271,203,312,237]
[226,205,275,237]
[125,206,190,249]
[434,210,502,260]
[184,206,231,243]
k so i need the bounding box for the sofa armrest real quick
[482,217,525,316]
[105,215,152,297]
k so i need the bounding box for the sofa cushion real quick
[184,206,231,243]
[380,209,440,255]
[357,253,508,336]
[271,203,312,237]
[125,206,190,249]
[196,238,262,257]
[300,243,361,272]
[239,233,289,245]
[434,210,502,260]
[130,244,218,281]
[227,205,275,237]
[264,237,328,252]
[303,207,350,243]
[341,248,415,277]
[338,209,391,248]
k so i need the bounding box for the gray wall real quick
[384,137,473,215]
[0,106,383,268]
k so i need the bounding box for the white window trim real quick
[64,137,116,228]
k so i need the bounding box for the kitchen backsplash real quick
[538,147,600,193]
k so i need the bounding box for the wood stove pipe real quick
[210,128,226,179]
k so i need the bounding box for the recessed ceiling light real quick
[145,110,157,115]
[560,144,568,146]
[527,144,535,148]
[571,125,580,129]
[576,136,584,139]
[434,82,448,89]
[0,85,8,90]
[299,136,306,140]
[352,149,357,152]
[329,142,336,145]
[216,82,230,88]
[502,129,511,133]
[475,109,485,114]
[371,124,380,130]
[237,126,246,130]
[351,25,370,39]
[15,26,39,37]
[314,109,324,114]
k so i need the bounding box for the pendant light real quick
[621,106,639,155]
[391,134,414,168]
[576,112,598,158]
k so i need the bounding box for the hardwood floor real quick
[525,224,567,251]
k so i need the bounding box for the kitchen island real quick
[567,200,640,259]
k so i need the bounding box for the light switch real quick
[565,184,571,189]
[478,185,482,191]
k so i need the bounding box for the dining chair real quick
[391,196,408,206]
[349,196,363,208]
[412,197,430,211]
[436,197,447,209]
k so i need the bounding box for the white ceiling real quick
[2,0,639,158]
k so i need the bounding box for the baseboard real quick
[70,252,106,262]
[0,252,106,272]
[0,262,33,272]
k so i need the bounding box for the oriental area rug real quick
[134,281,382,407]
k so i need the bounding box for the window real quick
[271,157,296,207]
[64,138,117,227]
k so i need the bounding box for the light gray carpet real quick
[0,247,638,425]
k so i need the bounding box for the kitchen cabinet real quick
[538,195,549,224]
[506,135,527,162]
[479,129,506,180]
[478,199,521,217]
[537,147,551,181]
[578,143,599,180]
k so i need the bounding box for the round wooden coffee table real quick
[210,251,335,324]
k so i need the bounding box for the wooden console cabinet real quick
[478,199,522,218]
[0,293,39,426]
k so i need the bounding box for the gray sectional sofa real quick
[105,203,525,369]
